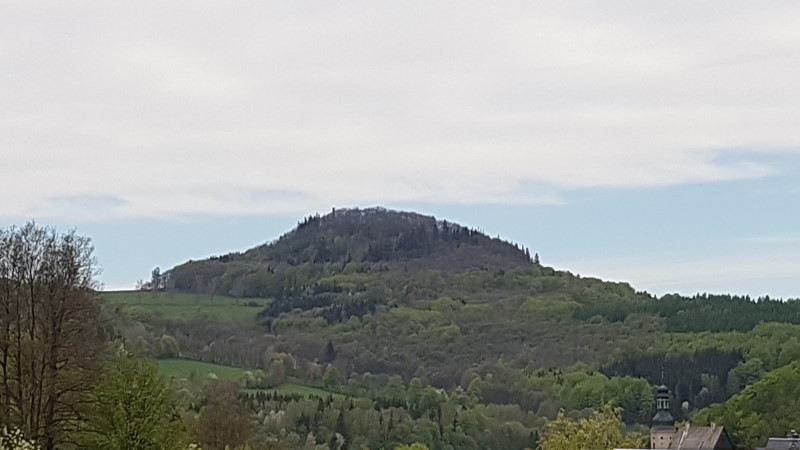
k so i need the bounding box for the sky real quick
[1,1,799,298]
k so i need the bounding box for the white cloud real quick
[115,44,246,99]
[2,1,800,219]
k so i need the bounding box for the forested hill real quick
[143,207,800,445]
[167,207,800,337]
[169,207,534,297]
[260,207,534,269]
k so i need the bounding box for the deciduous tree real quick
[151,267,162,291]
[0,223,107,449]
[192,380,254,450]
[540,405,647,450]
[75,357,187,450]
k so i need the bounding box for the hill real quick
[169,207,534,297]
[159,208,646,384]
[115,207,800,434]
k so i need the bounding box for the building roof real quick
[671,423,732,449]
[652,385,675,430]
[652,410,676,430]
[759,437,800,449]
[617,423,735,450]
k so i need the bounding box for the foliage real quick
[602,347,741,419]
[322,366,343,391]
[393,444,429,450]
[239,385,540,450]
[695,361,800,449]
[153,208,800,405]
[540,405,647,450]
[574,292,800,333]
[559,371,653,423]
[521,296,577,321]
[191,380,253,450]
[75,357,187,450]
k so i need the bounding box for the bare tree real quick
[0,223,107,449]
[192,380,254,450]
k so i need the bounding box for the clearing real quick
[102,290,271,323]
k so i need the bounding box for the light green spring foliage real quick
[694,360,800,449]
[0,428,40,450]
[393,444,429,450]
[76,357,188,450]
[540,405,648,450]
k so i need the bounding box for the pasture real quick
[101,290,270,323]
[157,358,257,382]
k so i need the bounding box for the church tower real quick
[650,385,676,449]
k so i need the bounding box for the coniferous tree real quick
[325,340,337,362]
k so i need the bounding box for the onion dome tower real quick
[650,385,676,449]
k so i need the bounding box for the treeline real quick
[573,293,800,332]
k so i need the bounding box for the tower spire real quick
[652,385,675,428]
[650,385,676,449]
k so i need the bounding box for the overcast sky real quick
[2,1,799,298]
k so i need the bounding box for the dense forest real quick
[4,210,800,449]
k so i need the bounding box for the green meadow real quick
[157,358,256,382]
[102,290,271,323]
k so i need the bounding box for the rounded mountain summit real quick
[168,207,537,298]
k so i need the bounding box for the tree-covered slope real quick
[144,207,800,434]
[163,208,656,384]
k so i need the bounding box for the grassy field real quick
[157,358,257,382]
[157,358,340,397]
[101,290,271,323]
